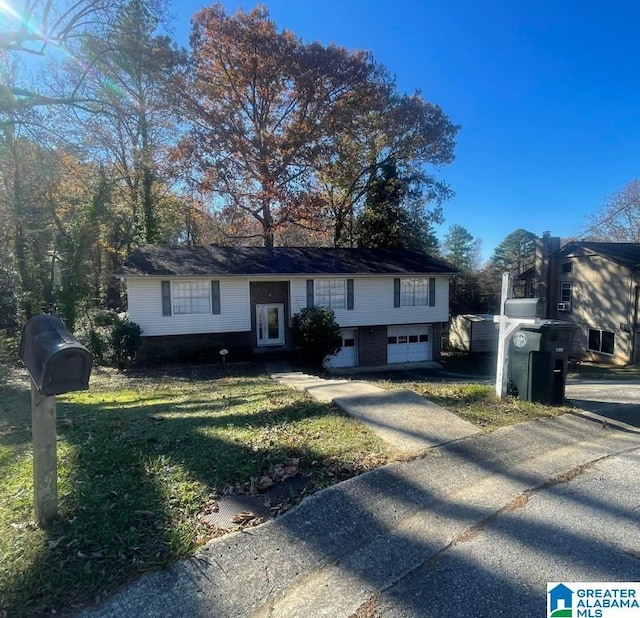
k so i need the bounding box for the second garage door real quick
[387,325,432,363]
[325,329,358,368]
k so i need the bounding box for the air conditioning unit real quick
[557,302,571,312]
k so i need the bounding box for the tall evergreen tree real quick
[443,224,476,271]
[356,160,440,251]
[490,228,536,275]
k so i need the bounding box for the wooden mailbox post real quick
[19,315,92,527]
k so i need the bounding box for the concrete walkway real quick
[267,363,480,453]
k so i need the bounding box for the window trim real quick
[397,277,428,307]
[312,278,353,310]
[161,279,221,316]
[587,328,615,356]
[559,282,572,304]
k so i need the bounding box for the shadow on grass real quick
[0,364,378,616]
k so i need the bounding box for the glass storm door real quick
[256,304,285,346]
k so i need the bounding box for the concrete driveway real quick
[566,380,640,429]
[367,448,640,618]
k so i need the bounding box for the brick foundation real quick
[138,331,253,363]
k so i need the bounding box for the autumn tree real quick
[583,179,640,242]
[176,4,458,248]
[176,5,374,246]
[61,0,184,245]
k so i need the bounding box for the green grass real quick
[566,360,640,379]
[374,380,578,431]
[0,363,390,616]
[438,351,496,377]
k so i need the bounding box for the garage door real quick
[325,329,358,368]
[387,325,432,363]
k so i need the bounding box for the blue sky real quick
[171,0,640,260]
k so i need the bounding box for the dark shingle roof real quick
[560,242,640,270]
[118,245,456,277]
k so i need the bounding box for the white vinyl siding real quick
[290,276,449,327]
[127,277,250,336]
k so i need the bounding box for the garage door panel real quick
[387,325,432,363]
[325,329,358,368]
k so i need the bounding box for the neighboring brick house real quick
[117,245,455,367]
[522,234,640,365]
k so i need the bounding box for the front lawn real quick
[373,380,579,431]
[0,363,390,616]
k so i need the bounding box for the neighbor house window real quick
[400,278,428,307]
[588,328,615,355]
[559,282,572,303]
[172,281,211,314]
[562,262,572,273]
[315,279,346,309]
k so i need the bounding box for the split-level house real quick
[117,245,455,367]
[522,233,640,365]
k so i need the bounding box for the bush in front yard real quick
[76,309,141,368]
[111,320,142,369]
[292,306,342,368]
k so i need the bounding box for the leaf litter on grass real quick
[0,363,392,616]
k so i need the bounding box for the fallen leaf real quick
[232,511,256,524]
[256,476,274,491]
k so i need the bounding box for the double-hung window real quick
[172,281,211,314]
[315,279,346,309]
[400,278,428,307]
[161,280,221,316]
[559,282,572,304]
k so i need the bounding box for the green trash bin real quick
[508,320,577,405]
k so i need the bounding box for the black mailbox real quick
[504,298,545,319]
[19,315,92,396]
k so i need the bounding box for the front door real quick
[256,303,285,346]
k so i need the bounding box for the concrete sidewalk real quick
[267,363,480,453]
[77,403,640,617]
